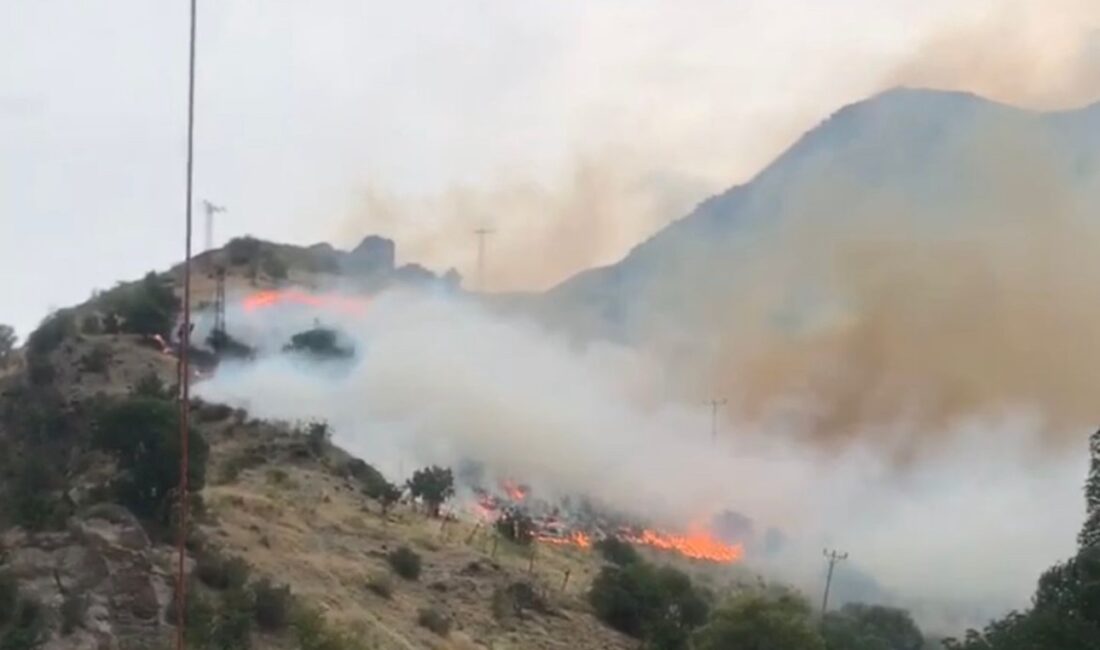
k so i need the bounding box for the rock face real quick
[345,235,396,277]
[2,504,174,650]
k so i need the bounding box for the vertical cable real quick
[175,0,197,648]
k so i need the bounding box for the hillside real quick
[539,87,1100,343]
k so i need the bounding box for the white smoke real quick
[195,288,1084,632]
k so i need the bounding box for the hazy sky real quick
[3,0,1098,337]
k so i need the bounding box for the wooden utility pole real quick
[821,548,849,616]
[473,227,493,292]
[704,398,727,442]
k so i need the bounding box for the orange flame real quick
[536,531,592,549]
[242,289,369,315]
[623,528,743,564]
[499,479,529,502]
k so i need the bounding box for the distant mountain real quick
[541,88,1100,342]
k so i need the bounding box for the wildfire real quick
[622,528,743,564]
[242,289,369,315]
[535,531,592,549]
[499,479,529,502]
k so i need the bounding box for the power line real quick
[473,227,493,292]
[175,0,198,648]
[704,398,727,442]
[821,548,849,616]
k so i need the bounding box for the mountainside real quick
[542,88,1100,343]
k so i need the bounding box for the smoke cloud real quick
[888,0,1100,110]
[196,285,1084,632]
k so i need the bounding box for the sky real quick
[3,0,1100,338]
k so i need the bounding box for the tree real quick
[406,466,454,517]
[589,560,709,648]
[595,537,641,567]
[27,310,75,357]
[115,272,178,338]
[823,603,924,650]
[0,324,15,367]
[693,592,825,650]
[95,397,208,522]
[1079,428,1100,550]
[377,481,402,515]
[495,507,536,545]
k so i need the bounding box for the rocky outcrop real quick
[2,504,175,650]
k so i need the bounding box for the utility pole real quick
[202,200,226,252]
[821,548,848,616]
[704,398,727,442]
[473,227,493,292]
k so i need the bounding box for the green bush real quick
[589,560,709,649]
[195,547,250,591]
[60,593,87,635]
[0,574,17,627]
[252,578,292,631]
[823,603,924,650]
[132,371,169,399]
[27,310,75,357]
[693,592,824,650]
[80,343,111,374]
[284,329,353,359]
[305,421,330,456]
[406,466,454,517]
[416,607,451,637]
[226,237,263,266]
[26,358,55,386]
[80,314,102,335]
[111,272,178,338]
[9,455,69,532]
[376,481,402,515]
[0,596,46,650]
[95,396,208,523]
[595,537,640,566]
[291,604,370,650]
[387,546,422,581]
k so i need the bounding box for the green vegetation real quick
[387,546,422,581]
[595,536,641,567]
[195,547,251,591]
[0,324,15,367]
[406,465,454,517]
[822,603,924,650]
[79,342,111,374]
[106,272,179,338]
[27,310,75,357]
[588,557,709,649]
[132,370,170,399]
[8,454,69,531]
[284,328,353,359]
[376,480,402,514]
[80,314,102,335]
[95,396,208,524]
[0,576,45,650]
[694,591,823,650]
[226,236,262,266]
[416,607,451,637]
[365,573,394,600]
[304,420,330,456]
[495,507,535,545]
[60,593,87,636]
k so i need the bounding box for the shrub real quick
[0,596,46,650]
[0,324,15,368]
[589,561,709,648]
[60,593,87,635]
[9,455,68,532]
[694,592,824,650]
[0,574,17,626]
[195,547,250,591]
[102,313,120,335]
[261,255,288,281]
[377,481,402,515]
[387,546,422,581]
[96,396,208,523]
[112,272,178,338]
[417,607,451,637]
[491,581,549,620]
[132,371,169,399]
[305,420,330,456]
[345,458,387,496]
[251,578,292,631]
[365,573,393,600]
[495,508,535,545]
[80,314,102,335]
[284,328,353,359]
[226,237,263,266]
[595,536,640,566]
[406,466,455,517]
[26,358,55,386]
[822,602,924,650]
[196,402,233,423]
[80,343,111,374]
[291,604,370,650]
[27,310,75,357]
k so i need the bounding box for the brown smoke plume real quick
[889,0,1100,110]
[642,120,1100,453]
